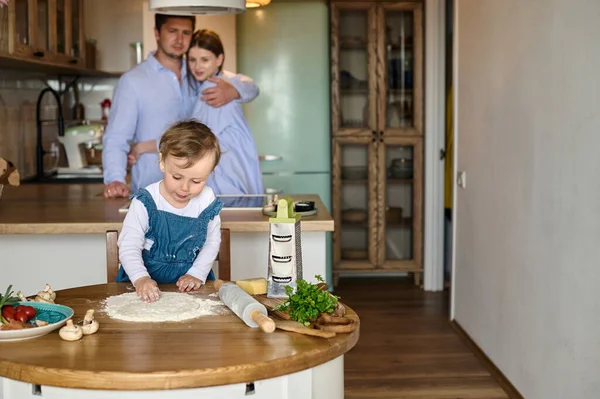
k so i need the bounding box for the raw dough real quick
[104,292,223,322]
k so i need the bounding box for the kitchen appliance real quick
[148,0,245,15]
[57,123,104,176]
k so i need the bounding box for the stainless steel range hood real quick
[149,0,246,15]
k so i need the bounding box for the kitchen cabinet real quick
[0,0,115,76]
[330,1,423,285]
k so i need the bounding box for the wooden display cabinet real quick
[330,0,424,286]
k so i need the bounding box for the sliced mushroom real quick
[35,320,49,327]
[59,320,83,341]
[80,309,99,335]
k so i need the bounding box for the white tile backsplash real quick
[0,68,117,178]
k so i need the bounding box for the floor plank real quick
[334,277,510,399]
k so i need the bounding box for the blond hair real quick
[159,120,221,169]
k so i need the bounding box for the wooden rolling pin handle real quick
[250,309,275,333]
[214,279,225,291]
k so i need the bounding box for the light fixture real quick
[149,0,246,15]
[246,0,270,8]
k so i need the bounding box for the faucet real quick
[36,87,65,180]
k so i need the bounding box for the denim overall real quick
[116,189,223,284]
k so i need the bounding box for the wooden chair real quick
[106,228,231,282]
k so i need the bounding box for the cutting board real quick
[253,295,291,320]
[252,295,336,338]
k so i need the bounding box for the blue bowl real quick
[0,302,75,342]
[22,301,74,325]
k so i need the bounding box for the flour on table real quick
[104,292,224,322]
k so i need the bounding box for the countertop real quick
[0,282,359,390]
[0,184,333,234]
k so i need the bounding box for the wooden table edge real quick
[0,329,359,391]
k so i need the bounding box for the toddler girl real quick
[116,120,223,303]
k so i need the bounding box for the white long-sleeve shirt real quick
[118,182,221,284]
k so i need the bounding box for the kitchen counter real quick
[0,184,334,296]
[0,184,333,234]
[0,282,359,398]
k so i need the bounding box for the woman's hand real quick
[133,276,161,302]
[128,140,157,166]
[176,274,204,292]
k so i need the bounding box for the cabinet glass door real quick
[0,4,8,53]
[332,137,377,269]
[56,0,66,55]
[377,137,422,272]
[14,0,30,49]
[36,0,51,54]
[331,4,376,135]
[378,3,423,136]
[71,0,81,58]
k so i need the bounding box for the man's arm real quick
[227,73,259,103]
[200,72,259,107]
[102,76,139,185]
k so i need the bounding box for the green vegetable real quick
[276,275,340,326]
[0,285,20,324]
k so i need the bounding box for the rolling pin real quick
[214,280,275,333]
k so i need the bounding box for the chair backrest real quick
[106,228,231,282]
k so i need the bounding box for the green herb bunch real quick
[276,275,340,326]
[0,285,20,324]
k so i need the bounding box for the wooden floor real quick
[334,277,510,399]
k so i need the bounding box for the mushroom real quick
[59,320,83,341]
[34,290,54,304]
[35,320,49,327]
[80,309,99,335]
[43,284,56,301]
[17,291,29,302]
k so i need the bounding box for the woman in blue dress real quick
[186,29,264,195]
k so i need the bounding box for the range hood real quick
[149,0,246,15]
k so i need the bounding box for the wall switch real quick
[457,171,467,189]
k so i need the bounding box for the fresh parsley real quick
[276,275,340,326]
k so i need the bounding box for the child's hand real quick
[176,274,203,292]
[134,277,161,303]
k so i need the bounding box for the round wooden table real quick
[0,282,359,399]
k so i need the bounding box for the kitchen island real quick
[0,184,333,295]
[0,283,359,399]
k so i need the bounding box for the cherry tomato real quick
[15,305,26,313]
[14,310,28,322]
[2,306,15,321]
[22,306,36,319]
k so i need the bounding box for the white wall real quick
[142,0,237,72]
[453,1,600,398]
[84,0,144,72]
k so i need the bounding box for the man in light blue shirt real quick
[102,14,259,198]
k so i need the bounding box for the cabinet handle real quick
[68,58,78,64]
[372,138,376,143]
[380,131,384,136]
[259,155,283,161]
[33,51,44,57]
[265,188,283,194]
[372,130,377,136]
